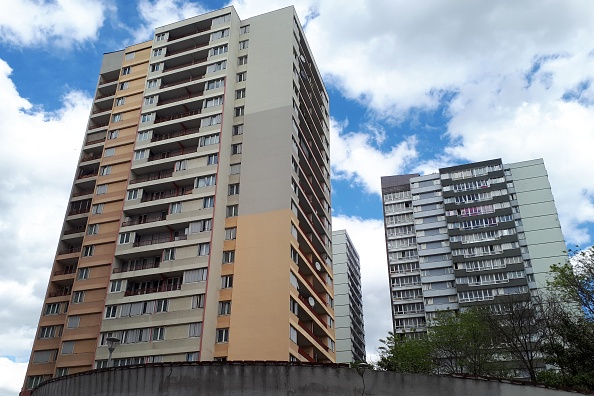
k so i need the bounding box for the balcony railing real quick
[58,246,81,255]
[54,268,76,276]
[122,215,164,227]
[141,188,193,203]
[164,59,207,74]
[151,128,199,142]
[81,153,102,162]
[99,77,118,85]
[154,109,201,124]
[72,189,94,197]
[298,295,327,328]
[67,208,90,216]
[63,228,85,235]
[158,91,204,107]
[160,75,205,89]
[165,42,208,57]
[85,137,106,146]
[48,290,71,297]
[298,320,328,351]
[298,347,315,363]
[132,234,187,247]
[77,170,98,180]
[113,261,160,273]
[88,123,108,131]
[298,270,330,308]
[148,147,196,161]
[129,170,173,185]
[124,283,181,296]
[168,27,210,42]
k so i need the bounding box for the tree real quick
[377,331,435,374]
[549,247,594,319]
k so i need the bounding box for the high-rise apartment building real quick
[332,230,365,363]
[381,159,567,335]
[22,6,334,393]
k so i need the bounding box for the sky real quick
[1,0,594,394]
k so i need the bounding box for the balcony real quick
[298,294,327,329]
[148,146,197,161]
[54,267,76,276]
[67,208,90,216]
[165,42,208,58]
[72,189,94,198]
[63,227,85,235]
[141,188,193,203]
[161,75,205,89]
[58,246,81,255]
[81,153,102,163]
[133,234,187,247]
[84,137,106,146]
[168,26,210,42]
[48,289,71,298]
[122,214,165,227]
[77,169,98,180]
[124,282,181,296]
[129,170,173,185]
[151,128,199,142]
[113,260,160,273]
[298,320,328,352]
[154,109,201,124]
[298,347,315,363]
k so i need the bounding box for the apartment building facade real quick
[22,6,334,392]
[332,230,366,363]
[381,159,567,335]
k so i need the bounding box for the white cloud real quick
[330,118,417,195]
[0,58,91,368]
[0,0,111,48]
[130,0,210,43]
[0,358,27,396]
[332,215,391,362]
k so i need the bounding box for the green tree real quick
[377,331,435,374]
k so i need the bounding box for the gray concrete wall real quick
[32,363,576,396]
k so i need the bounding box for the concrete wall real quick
[32,363,576,396]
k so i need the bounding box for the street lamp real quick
[106,336,121,368]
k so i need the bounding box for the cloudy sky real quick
[1,0,594,394]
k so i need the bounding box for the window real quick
[104,147,115,157]
[216,328,229,343]
[147,79,158,88]
[290,298,298,315]
[72,291,84,304]
[218,301,231,315]
[231,144,242,155]
[200,114,222,126]
[196,175,216,188]
[189,219,212,233]
[235,89,246,99]
[226,205,238,217]
[45,303,61,315]
[289,325,298,343]
[155,299,168,312]
[198,243,210,256]
[67,315,80,328]
[225,227,237,240]
[125,52,135,60]
[152,327,165,341]
[240,25,250,34]
[199,134,220,147]
[77,268,89,280]
[166,203,181,216]
[144,96,156,105]
[189,322,203,337]
[92,204,104,214]
[328,339,335,352]
[108,130,119,139]
[210,44,228,56]
[203,196,215,208]
[210,28,229,41]
[230,163,241,175]
[150,63,161,72]
[237,72,246,82]
[119,82,129,90]
[207,154,218,165]
[33,350,57,364]
[126,189,139,200]
[99,166,112,177]
[118,232,131,244]
[234,106,244,116]
[174,159,188,171]
[290,247,298,263]
[105,305,117,318]
[82,245,94,257]
[223,251,235,264]
[206,60,227,73]
[87,224,99,235]
[141,113,153,123]
[233,124,243,135]
[153,48,164,57]
[39,325,62,339]
[163,248,175,261]
[56,368,69,377]
[238,56,248,65]
[192,294,205,309]
[221,275,233,289]
[204,96,224,108]
[111,113,122,122]
[110,280,122,293]
[138,131,150,141]
[206,78,225,90]
[115,97,125,106]
[96,184,108,195]
[155,33,166,41]
[238,40,249,50]
[228,184,239,195]
[134,149,148,160]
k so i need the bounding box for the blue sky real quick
[2,0,594,394]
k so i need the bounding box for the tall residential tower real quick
[22,6,334,393]
[381,159,567,335]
